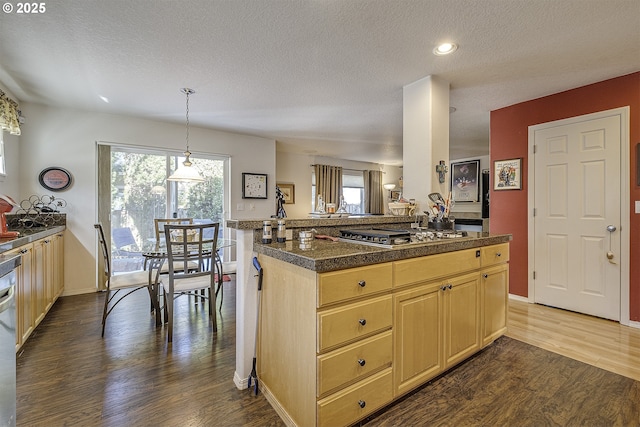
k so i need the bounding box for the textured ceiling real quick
[1,0,639,165]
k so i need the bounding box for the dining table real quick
[142,238,236,323]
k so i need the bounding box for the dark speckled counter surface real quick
[0,226,66,276]
[254,232,511,272]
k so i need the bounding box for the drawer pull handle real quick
[440,285,447,291]
[20,249,28,254]
[358,318,367,326]
[358,280,366,287]
[357,358,366,367]
[496,252,502,257]
[358,400,366,409]
[483,274,489,279]
[447,284,452,290]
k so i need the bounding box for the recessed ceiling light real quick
[433,43,458,56]
[99,95,110,103]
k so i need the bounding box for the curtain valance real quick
[0,90,21,135]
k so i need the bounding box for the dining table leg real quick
[146,257,165,326]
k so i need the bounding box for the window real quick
[311,170,365,213]
[101,144,229,273]
[342,171,364,214]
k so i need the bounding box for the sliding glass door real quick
[101,144,228,274]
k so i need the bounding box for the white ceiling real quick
[1,1,638,165]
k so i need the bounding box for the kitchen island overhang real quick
[253,231,511,273]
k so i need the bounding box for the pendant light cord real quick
[185,89,190,154]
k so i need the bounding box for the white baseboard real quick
[628,320,640,330]
[61,287,99,297]
[233,370,248,390]
[508,293,530,303]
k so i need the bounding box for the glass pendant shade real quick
[167,160,205,182]
[167,88,204,183]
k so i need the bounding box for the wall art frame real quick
[450,159,480,202]
[242,173,268,199]
[493,158,522,190]
[277,183,295,204]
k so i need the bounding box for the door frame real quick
[527,107,630,325]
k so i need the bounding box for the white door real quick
[532,113,621,320]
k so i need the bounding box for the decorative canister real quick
[277,219,286,243]
[262,220,273,244]
[298,230,314,249]
[326,203,336,213]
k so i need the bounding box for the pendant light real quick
[167,88,205,183]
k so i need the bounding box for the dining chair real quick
[152,217,198,274]
[153,218,193,247]
[163,221,220,342]
[94,223,163,337]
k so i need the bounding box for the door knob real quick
[606,225,617,232]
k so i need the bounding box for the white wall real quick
[18,102,275,295]
[275,151,403,218]
[448,155,490,214]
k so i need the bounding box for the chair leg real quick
[101,290,110,337]
[166,289,174,343]
[210,285,217,332]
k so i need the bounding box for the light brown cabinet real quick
[258,242,509,427]
[393,263,482,396]
[8,244,34,350]
[12,232,64,351]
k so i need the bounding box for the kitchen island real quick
[228,216,510,427]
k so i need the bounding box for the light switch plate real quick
[635,201,640,214]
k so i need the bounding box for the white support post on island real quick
[232,228,259,389]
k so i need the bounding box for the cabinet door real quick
[482,264,509,346]
[443,272,481,369]
[33,240,46,325]
[393,283,443,396]
[52,233,64,299]
[8,244,34,350]
[43,238,55,311]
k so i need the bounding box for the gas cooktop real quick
[338,228,469,248]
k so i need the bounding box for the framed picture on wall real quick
[242,173,268,199]
[277,183,295,204]
[493,158,522,190]
[450,160,480,202]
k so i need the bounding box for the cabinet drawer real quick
[481,243,510,267]
[394,248,480,287]
[318,295,392,352]
[318,263,392,307]
[317,368,393,427]
[317,330,392,397]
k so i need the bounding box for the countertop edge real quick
[226,215,421,230]
[0,226,66,255]
[255,234,512,272]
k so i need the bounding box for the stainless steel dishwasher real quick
[0,254,20,427]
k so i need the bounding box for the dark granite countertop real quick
[226,215,423,230]
[0,226,66,255]
[254,232,511,272]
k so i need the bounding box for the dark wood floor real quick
[18,281,640,427]
[16,280,284,427]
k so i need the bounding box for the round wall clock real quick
[39,167,73,192]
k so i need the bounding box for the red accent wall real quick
[490,71,640,321]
